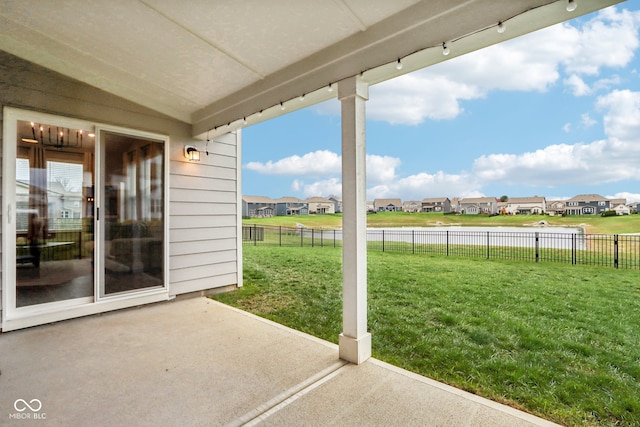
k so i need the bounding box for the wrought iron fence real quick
[242,224,640,269]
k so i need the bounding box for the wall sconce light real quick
[184,145,200,162]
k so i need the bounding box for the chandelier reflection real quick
[22,122,92,149]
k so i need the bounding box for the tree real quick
[500,195,509,202]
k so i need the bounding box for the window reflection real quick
[15,120,95,307]
[103,132,164,295]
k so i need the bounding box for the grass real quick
[243,211,640,234]
[213,246,640,426]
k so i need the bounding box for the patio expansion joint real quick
[226,360,350,427]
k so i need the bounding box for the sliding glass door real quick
[100,130,165,296]
[14,118,95,308]
[2,108,168,329]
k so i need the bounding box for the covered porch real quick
[0,297,557,426]
[0,1,623,424]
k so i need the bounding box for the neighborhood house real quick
[243,194,635,218]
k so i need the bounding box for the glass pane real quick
[15,120,95,307]
[102,132,164,295]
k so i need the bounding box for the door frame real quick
[2,107,170,332]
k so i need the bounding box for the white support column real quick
[338,75,371,364]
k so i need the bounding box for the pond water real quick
[330,225,586,249]
[389,225,584,234]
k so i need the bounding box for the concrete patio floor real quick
[0,297,559,426]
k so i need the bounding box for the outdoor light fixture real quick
[442,42,450,56]
[184,145,200,162]
[497,21,506,33]
[566,0,577,12]
[396,58,403,70]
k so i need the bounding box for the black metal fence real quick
[242,224,640,269]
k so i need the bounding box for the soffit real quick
[0,0,624,137]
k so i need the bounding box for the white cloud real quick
[592,75,622,92]
[581,113,596,128]
[596,89,640,141]
[561,7,640,75]
[472,88,640,188]
[367,171,481,200]
[562,122,571,133]
[351,6,640,126]
[292,170,484,200]
[244,150,341,177]
[565,74,591,96]
[291,179,303,192]
[366,154,401,184]
[294,178,342,198]
[368,75,482,124]
[564,74,622,97]
[245,150,401,183]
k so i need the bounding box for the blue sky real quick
[242,4,640,203]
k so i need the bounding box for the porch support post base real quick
[339,332,371,365]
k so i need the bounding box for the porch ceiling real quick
[0,0,623,137]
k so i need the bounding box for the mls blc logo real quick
[14,399,41,412]
[9,399,46,420]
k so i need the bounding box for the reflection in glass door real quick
[15,120,95,307]
[101,131,164,296]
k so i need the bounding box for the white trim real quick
[1,290,169,332]
[2,107,170,331]
[2,107,18,329]
[235,129,243,288]
[94,124,170,302]
[3,108,96,328]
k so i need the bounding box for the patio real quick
[1,297,558,426]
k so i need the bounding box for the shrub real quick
[601,210,617,217]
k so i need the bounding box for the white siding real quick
[168,132,239,297]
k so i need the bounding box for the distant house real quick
[306,197,335,214]
[450,197,461,214]
[275,197,309,216]
[402,201,421,213]
[609,198,626,208]
[459,197,497,215]
[504,196,546,215]
[628,202,639,214]
[609,198,628,216]
[256,206,275,217]
[613,204,630,215]
[565,194,609,215]
[366,201,375,212]
[16,180,83,231]
[374,198,402,212]
[242,196,276,218]
[546,200,566,216]
[421,197,451,213]
[328,196,342,213]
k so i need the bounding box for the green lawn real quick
[213,246,640,426]
[244,211,640,234]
